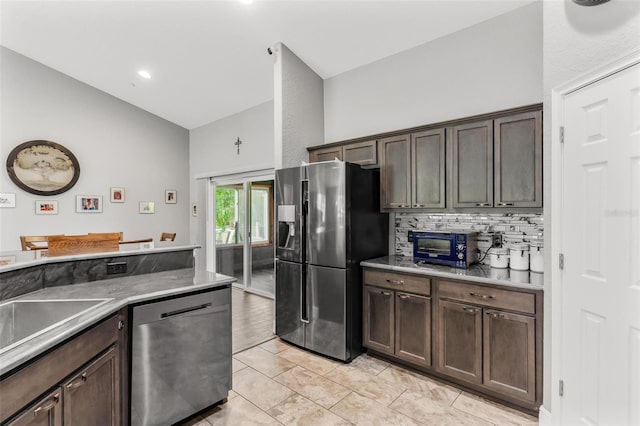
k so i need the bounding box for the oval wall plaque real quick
[6,140,80,196]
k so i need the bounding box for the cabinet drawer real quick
[438,280,535,315]
[364,269,430,296]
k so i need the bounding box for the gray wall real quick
[274,43,325,168]
[541,0,640,416]
[0,47,190,252]
[323,2,542,143]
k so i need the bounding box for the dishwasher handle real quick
[161,303,212,319]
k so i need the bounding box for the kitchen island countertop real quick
[361,255,544,291]
[0,268,235,376]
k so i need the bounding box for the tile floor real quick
[182,338,538,426]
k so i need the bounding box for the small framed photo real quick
[165,190,177,204]
[35,200,58,215]
[139,201,155,214]
[0,193,16,208]
[110,187,125,203]
[76,195,103,213]
[192,203,198,217]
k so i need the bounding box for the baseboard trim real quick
[538,405,552,425]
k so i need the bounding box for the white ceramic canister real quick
[530,241,544,273]
[509,242,530,271]
[490,247,510,269]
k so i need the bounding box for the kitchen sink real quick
[0,299,110,354]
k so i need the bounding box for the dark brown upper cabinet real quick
[308,140,378,166]
[451,120,494,208]
[494,111,542,208]
[308,145,343,163]
[380,134,412,209]
[412,128,446,208]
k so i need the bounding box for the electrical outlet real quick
[492,234,503,248]
[107,262,127,275]
[407,230,413,242]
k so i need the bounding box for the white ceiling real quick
[0,0,534,130]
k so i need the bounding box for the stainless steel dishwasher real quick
[130,287,231,426]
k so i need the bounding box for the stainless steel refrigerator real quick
[275,161,388,361]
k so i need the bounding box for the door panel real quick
[306,162,346,268]
[436,299,482,384]
[412,129,446,208]
[306,265,347,360]
[380,134,411,208]
[452,120,493,207]
[363,285,394,355]
[561,62,640,425]
[275,167,302,263]
[275,260,304,348]
[395,293,431,367]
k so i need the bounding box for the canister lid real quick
[529,240,544,248]
[490,247,509,255]
[509,242,530,250]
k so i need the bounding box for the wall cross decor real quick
[235,137,242,155]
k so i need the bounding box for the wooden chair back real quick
[20,235,62,251]
[160,232,176,242]
[47,233,121,256]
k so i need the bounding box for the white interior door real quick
[561,62,640,425]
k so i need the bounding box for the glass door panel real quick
[249,181,274,297]
[214,183,245,285]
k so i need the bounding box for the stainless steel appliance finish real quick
[0,299,109,354]
[275,161,388,361]
[130,288,231,426]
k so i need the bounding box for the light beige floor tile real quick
[259,338,292,354]
[277,347,341,376]
[227,390,239,401]
[346,354,389,376]
[179,415,212,426]
[268,393,352,425]
[202,395,280,426]
[232,358,248,373]
[274,366,351,409]
[452,393,538,425]
[377,365,433,392]
[233,367,295,411]
[330,392,421,426]
[324,364,405,406]
[390,389,492,426]
[234,346,296,377]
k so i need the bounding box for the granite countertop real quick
[0,267,235,376]
[361,255,544,291]
[0,244,200,273]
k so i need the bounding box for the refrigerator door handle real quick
[300,178,309,324]
[300,265,309,323]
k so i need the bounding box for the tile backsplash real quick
[394,212,544,264]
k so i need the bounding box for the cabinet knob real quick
[66,372,88,390]
[381,291,391,296]
[118,320,125,330]
[469,292,494,300]
[398,294,410,299]
[462,307,477,314]
[475,203,491,207]
[497,202,514,207]
[386,279,404,285]
[413,204,424,207]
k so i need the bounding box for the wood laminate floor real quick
[232,287,275,354]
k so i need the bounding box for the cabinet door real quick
[436,299,482,384]
[494,111,542,208]
[379,134,411,209]
[395,292,431,367]
[309,146,343,163]
[451,120,493,208]
[412,128,446,208]
[343,140,378,166]
[6,389,62,426]
[363,285,395,355]
[63,346,120,426]
[483,309,536,402]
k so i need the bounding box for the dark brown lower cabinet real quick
[395,292,431,367]
[363,285,394,355]
[63,346,120,426]
[483,309,536,402]
[6,389,63,426]
[363,284,431,368]
[435,299,482,384]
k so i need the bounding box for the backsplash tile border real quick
[394,212,544,264]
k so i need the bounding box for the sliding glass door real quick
[212,177,274,298]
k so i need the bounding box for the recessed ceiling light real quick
[138,70,151,79]
[238,0,253,4]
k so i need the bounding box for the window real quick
[215,183,273,246]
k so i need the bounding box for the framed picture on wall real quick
[110,187,125,203]
[76,195,103,213]
[165,190,177,204]
[139,201,155,214]
[35,200,58,215]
